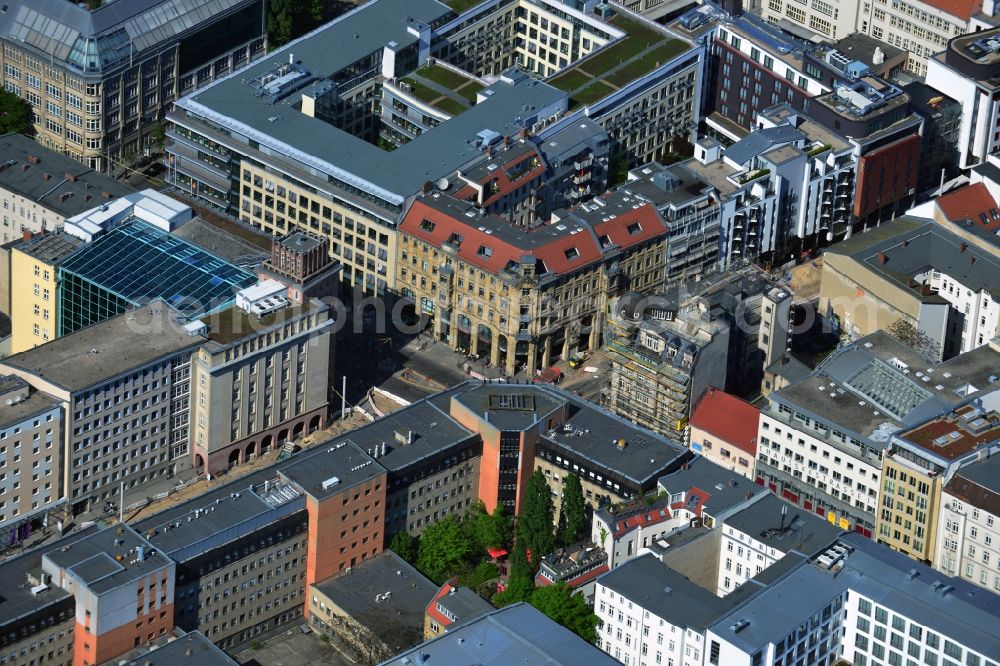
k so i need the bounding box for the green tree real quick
[267,0,326,48]
[464,501,514,553]
[558,474,587,546]
[494,540,535,606]
[518,469,556,568]
[530,583,600,643]
[147,122,166,150]
[416,515,472,583]
[388,530,419,564]
[0,90,33,136]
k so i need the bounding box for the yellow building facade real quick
[10,245,61,353]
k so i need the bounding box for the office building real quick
[118,632,237,666]
[935,453,1000,593]
[167,0,703,297]
[381,603,619,666]
[257,231,341,304]
[0,375,63,547]
[927,27,1000,169]
[0,0,266,169]
[189,293,333,476]
[755,331,1000,537]
[903,82,962,195]
[689,388,760,478]
[7,232,84,354]
[876,402,1000,564]
[0,134,132,242]
[0,301,203,515]
[820,216,1000,359]
[400,188,668,376]
[607,291,730,442]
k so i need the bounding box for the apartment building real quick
[689,388,760,478]
[189,294,333,476]
[0,134,132,242]
[820,216,1000,359]
[607,293,730,442]
[935,454,1000,593]
[927,27,1000,169]
[0,376,63,546]
[399,188,667,377]
[0,0,265,170]
[876,402,1000,564]
[7,232,84,354]
[856,0,982,77]
[0,301,203,515]
[755,331,1000,537]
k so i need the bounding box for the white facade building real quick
[934,455,1000,594]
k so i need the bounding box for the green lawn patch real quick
[571,81,615,107]
[458,81,485,102]
[445,0,483,13]
[433,97,468,116]
[399,78,440,105]
[603,40,690,87]
[417,64,474,91]
[549,68,593,92]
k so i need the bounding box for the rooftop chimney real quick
[421,181,433,194]
[960,242,968,253]
[42,173,50,181]
[877,252,888,264]
[27,155,39,164]
[22,230,32,241]
[101,191,111,199]
[65,173,77,183]
[519,127,528,140]
[970,255,977,266]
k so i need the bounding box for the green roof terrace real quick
[398,63,486,116]
[548,14,691,109]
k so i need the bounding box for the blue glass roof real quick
[59,220,256,317]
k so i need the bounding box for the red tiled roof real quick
[592,202,668,251]
[689,387,760,456]
[535,564,609,588]
[424,579,458,628]
[937,183,1000,229]
[919,0,981,20]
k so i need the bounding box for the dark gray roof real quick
[597,553,753,630]
[971,160,1000,186]
[829,216,1000,300]
[450,383,564,432]
[314,550,436,637]
[657,457,768,517]
[0,388,61,430]
[952,454,1000,495]
[725,126,804,167]
[120,632,237,666]
[834,33,905,68]
[433,584,494,627]
[764,353,812,384]
[0,300,203,393]
[179,0,567,204]
[7,231,84,265]
[0,134,132,218]
[380,602,620,666]
[43,523,169,594]
[280,440,385,500]
[723,493,843,555]
[0,0,258,71]
[170,217,270,268]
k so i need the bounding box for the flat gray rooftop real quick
[179,0,566,204]
[0,300,203,393]
[0,388,60,430]
[171,217,270,268]
[6,232,84,265]
[313,550,435,641]
[724,493,842,555]
[432,584,494,627]
[44,524,169,595]
[120,631,237,666]
[0,134,132,218]
[658,457,768,516]
[279,440,384,500]
[380,602,620,666]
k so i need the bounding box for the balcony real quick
[574,156,593,170]
[572,171,591,185]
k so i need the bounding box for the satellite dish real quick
[436,177,450,191]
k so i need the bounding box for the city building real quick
[0,134,132,242]
[0,301,204,515]
[423,579,493,639]
[535,543,609,601]
[755,331,1000,537]
[927,27,1000,169]
[188,293,334,476]
[399,187,668,376]
[755,0,861,41]
[926,182,1000,258]
[167,0,703,297]
[0,0,266,169]
[307,550,435,663]
[119,632,237,666]
[380,603,620,666]
[257,231,341,305]
[6,231,84,353]
[856,0,990,78]
[935,453,1000,593]
[688,387,760,478]
[876,402,1000,564]
[820,216,1000,359]
[0,375,63,548]
[903,82,962,195]
[606,290,730,442]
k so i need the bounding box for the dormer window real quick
[627,222,642,235]
[564,247,580,260]
[478,245,493,258]
[419,219,435,232]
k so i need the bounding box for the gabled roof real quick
[936,183,1000,230]
[689,387,760,455]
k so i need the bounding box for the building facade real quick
[935,454,1000,594]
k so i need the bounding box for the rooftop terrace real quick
[397,63,485,115]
